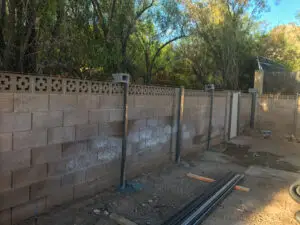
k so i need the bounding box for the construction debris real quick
[187,172,250,192]
[109,213,138,225]
[162,172,244,225]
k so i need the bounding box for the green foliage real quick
[259,24,300,71]
[0,0,298,90]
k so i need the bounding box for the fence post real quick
[228,92,233,140]
[294,93,299,137]
[250,90,257,129]
[120,81,129,189]
[206,85,215,151]
[223,91,230,142]
[175,86,184,163]
[237,92,241,136]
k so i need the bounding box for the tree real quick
[183,0,268,89]
[259,24,300,71]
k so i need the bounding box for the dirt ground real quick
[19,133,300,225]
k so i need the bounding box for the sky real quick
[261,0,300,29]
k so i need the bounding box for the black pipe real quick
[161,172,235,225]
[237,92,241,136]
[120,82,128,189]
[228,92,233,140]
[207,89,214,150]
[187,174,244,225]
[250,92,257,129]
[175,87,184,163]
[181,174,242,225]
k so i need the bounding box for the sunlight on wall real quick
[260,101,269,112]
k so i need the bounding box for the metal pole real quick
[120,82,128,189]
[207,88,214,150]
[294,93,299,137]
[236,92,241,136]
[250,92,257,129]
[175,86,184,163]
[228,92,233,140]
[223,92,230,142]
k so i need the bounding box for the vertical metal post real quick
[294,93,299,137]
[236,92,241,136]
[223,91,230,142]
[120,82,128,189]
[175,86,184,163]
[250,92,257,129]
[228,92,233,140]
[207,88,214,150]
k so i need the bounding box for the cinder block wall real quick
[0,73,247,225]
[240,94,252,131]
[256,94,297,136]
[182,91,230,154]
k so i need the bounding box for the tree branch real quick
[135,0,155,20]
[91,0,108,38]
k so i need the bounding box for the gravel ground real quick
[19,136,300,225]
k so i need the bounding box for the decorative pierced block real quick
[0,73,176,96]
[65,79,78,93]
[100,82,111,95]
[79,80,89,93]
[91,81,100,94]
[0,73,13,92]
[34,76,49,92]
[16,75,31,92]
[50,77,63,93]
[111,83,124,95]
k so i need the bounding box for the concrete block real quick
[86,160,119,182]
[0,113,31,132]
[128,108,140,119]
[99,122,123,137]
[0,209,11,225]
[62,141,88,158]
[13,129,47,150]
[13,164,47,188]
[12,198,46,225]
[134,96,146,107]
[49,94,77,111]
[46,186,74,208]
[61,170,86,186]
[88,109,110,123]
[85,164,102,182]
[74,180,97,199]
[63,110,88,126]
[78,95,99,109]
[75,124,98,141]
[140,108,154,119]
[14,94,48,112]
[0,93,13,112]
[47,159,71,176]
[74,178,116,199]
[49,151,98,176]
[0,186,29,211]
[0,133,12,152]
[32,111,63,129]
[30,177,60,200]
[0,172,11,192]
[0,149,30,172]
[100,96,123,109]
[48,127,75,145]
[109,109,123,122]
[31,144,62,165]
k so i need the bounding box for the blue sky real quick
[261,0,300,28]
